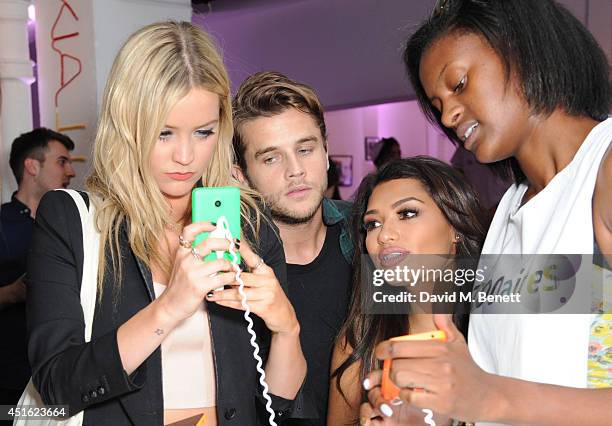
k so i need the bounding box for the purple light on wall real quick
[28,4,40,128]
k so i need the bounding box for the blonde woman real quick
[26,22,306,426]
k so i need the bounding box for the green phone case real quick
[192,187,241,263]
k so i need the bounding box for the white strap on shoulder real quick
[55,189,100,343]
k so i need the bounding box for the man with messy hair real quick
[233,71,354,425]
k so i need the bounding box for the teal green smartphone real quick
[192,187,241,263]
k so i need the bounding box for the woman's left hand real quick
[206,239,299,335]
[361,314,501,425]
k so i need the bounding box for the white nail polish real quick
[362,378,371,390]
[390,397,404,406]
[380,403,393,417]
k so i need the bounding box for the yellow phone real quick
[381,330,447,400]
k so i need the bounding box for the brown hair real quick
[232,71,327,171]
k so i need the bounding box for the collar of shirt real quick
[1,192,32,222]
[322,198,354,264]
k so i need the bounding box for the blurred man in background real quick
[0,128,75,410]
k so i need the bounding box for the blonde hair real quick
[86,21,262,300]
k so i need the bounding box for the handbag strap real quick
[55,189,100,342]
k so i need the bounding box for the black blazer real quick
[26,190,302,425]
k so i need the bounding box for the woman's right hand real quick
[156,221,237,322]
[359,372,453,425]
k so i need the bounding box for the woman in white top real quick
[358,0,611,425]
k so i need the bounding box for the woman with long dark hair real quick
[328,156,487,425]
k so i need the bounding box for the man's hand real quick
[0,275,27,311]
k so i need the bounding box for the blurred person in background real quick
[325,163,342,200]
[0,127,75,412]
[373,137,402,170]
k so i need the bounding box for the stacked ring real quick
[191,247,202,261]
[252,257,264,271]
[179,235,192,249]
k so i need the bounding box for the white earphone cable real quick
[214,217,277,426]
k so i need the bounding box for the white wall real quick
[0,0,33,202]
[33,0,191,191]
[326,100,456,200]
[91,0,192,112]
[34,0,98,192]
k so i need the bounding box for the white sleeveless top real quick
[153,282,216,409]
[468,118,612,426]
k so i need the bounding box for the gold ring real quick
[179,235,192,249]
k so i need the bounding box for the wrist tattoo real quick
[155,328,164,336]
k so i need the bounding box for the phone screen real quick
[192,187,241,263]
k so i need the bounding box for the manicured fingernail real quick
[211,221,216,226]
[206,292,213,298]
[235,237,241,243]
[362,378,371,390]
[380,403,393,417]
[390,397,403,406]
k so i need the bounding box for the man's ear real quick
[232,164,249,186]
[23,158,40,177]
